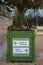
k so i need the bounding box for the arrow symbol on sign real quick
[14,42,17,45]
[25,49,28,52]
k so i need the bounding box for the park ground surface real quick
[0,15,43,65]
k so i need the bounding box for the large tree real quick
[7,0,43,30]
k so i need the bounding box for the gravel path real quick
[0,15,12,60]
[0,41,7,60]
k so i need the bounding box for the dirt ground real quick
[0,34,43,65]
[35,35,43,65]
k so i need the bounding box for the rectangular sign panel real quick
[12,38,29,56]
[13,48,29,54]
[13,39,29,47]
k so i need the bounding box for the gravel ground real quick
[35,35,43,65]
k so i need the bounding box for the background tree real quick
[7,0,43,30]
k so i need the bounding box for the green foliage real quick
[10,0,33,11]
[7,0,43,9]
